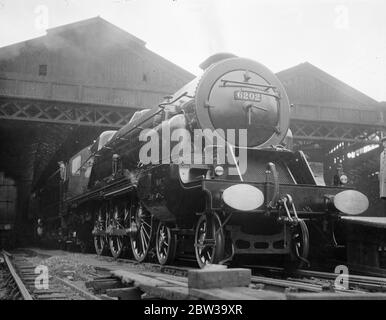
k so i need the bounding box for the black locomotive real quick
[44,53,369,268]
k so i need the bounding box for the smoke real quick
[0,42,26,61]
[0,19,107,66]
[182,0,228,54]
[0,33,84,67]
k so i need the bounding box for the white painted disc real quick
[222,184,264,212]
[334,190,369,215]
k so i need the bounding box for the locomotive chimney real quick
[199,52,238,70]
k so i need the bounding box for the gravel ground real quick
[25,252,105,282]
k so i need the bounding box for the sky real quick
[0,0,385,102]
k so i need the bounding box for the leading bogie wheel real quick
[130,203,153,262]
[156,221,177,265]
[194,213,225,269]
[288,219,310,269]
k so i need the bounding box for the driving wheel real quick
[130,203,153,262]
[94,209,107,256]
[108,205,124,259]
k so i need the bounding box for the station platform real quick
[341,216,386,274]
[341,216,386,229]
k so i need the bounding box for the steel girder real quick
[0,96,384,143]
[0,96,138,129]
[290,120,383,143]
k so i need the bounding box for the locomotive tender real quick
[56,53,369,268]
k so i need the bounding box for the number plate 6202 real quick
[234,90,262,102]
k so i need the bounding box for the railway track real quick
[0,250,100,300]
[96,254,386,293]
[107,256,192,277]
[93,254,386,298]
[248,264,386,294]
[5,248,386,300]
[0,251,33,300]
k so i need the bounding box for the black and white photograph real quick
[0,0,386,306]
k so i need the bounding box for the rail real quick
[1,250,33,300]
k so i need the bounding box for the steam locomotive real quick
[49,53,369,268]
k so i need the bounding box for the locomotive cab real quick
[65,146,93,200]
